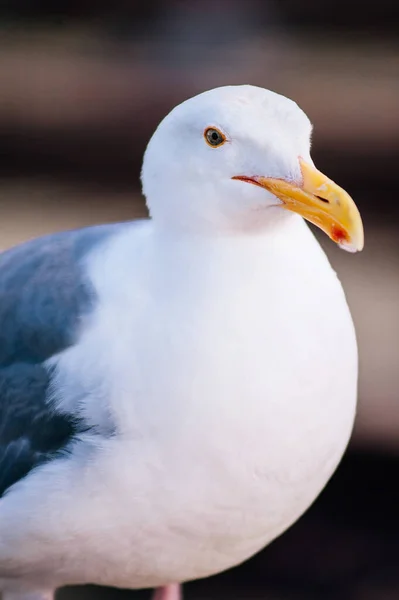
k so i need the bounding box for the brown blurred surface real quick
[0,30,398,186]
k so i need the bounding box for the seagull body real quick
[0,85,363,600]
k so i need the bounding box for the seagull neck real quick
[150,213,311,271]
[151,207,296,239]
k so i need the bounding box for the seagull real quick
[0,85,363,600]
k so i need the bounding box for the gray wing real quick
[0,222,125,496]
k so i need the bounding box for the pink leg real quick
[152,583,182,600]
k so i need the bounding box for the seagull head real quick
[142,84,363,252]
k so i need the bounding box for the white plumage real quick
[0,85,363,600]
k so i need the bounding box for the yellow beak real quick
[235,159,364,252]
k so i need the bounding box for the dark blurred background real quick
[0,1,398,598]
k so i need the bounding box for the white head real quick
[142,85,363,251]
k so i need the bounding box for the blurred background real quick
[0,0,398,598]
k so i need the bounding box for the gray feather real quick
[0,222,126,496]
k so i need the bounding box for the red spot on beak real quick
[331,224,349,244]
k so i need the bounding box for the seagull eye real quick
[204,127,226,147]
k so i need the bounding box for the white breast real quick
[1,216,358,589]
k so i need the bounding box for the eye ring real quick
[204,127,226,148]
